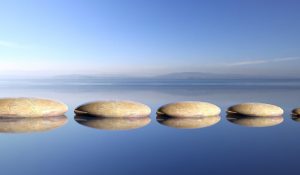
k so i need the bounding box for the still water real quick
[0,80,300,175]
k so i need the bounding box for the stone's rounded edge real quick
[74,108,89,115]
[0,115,68,133]
[42,100,69,117]
[226,106,237,114]
[57,99,68,113]
[226,113,284,127]
[74,101,95,115]
[156,115,221,129]
[227,102,284,117]
[74,115,151,130]
[0,97,68,118]
[74,100,151,118]
[291,108,300,122]
[156,101,221,118]
[292,108,300,116]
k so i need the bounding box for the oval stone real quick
[0,98,68,118]
[74,100,151,117]
[227,114,283,127]
[0,115,67,133]
[157,101,221,117]
[75,115,151,130]
[292,108,300,116]
[157,115,220,129]
[227,103,284,117]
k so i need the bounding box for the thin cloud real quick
[227,57,300,66]
[273,57,300,62]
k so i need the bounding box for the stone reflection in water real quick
[156,115,221,129]
[291,115,300,122]
[75,115,151,130]
[226,113,283,127]
[0,115,68,133]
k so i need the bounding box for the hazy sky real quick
[0,0,300,77]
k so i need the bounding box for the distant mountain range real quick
[1,72,299,80]
[52,72,296,80]
[153,72,249,79]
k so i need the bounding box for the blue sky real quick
[0,0,299,77]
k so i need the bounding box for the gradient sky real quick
[0,0,300,77]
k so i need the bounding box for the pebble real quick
[0,98,68,118]
[227,103,284,117]
[74,100,151,117]
[157,101,221,117]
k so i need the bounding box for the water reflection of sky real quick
[0,82,300,175]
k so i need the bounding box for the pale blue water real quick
[0,80,300,175]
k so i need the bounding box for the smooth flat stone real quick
[75,115,151,130]
[227,114,283,127]
[157,115,220,129]
[0,98,68,118]
[292,108,300,116]
[227,103,284,117]
[157,101,221,117]
[0,115,67,133]
[74,100,151,118]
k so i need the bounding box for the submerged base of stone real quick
[0,115,68,133]
[156,114,221,129]
[226,113,283,127]
[74,115,151,130]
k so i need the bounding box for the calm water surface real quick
[0,81,300,175]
